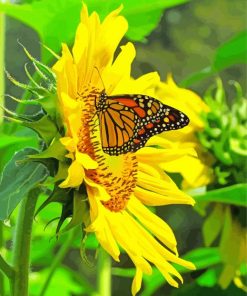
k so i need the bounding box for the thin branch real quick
[38,227,78,296]
[0,254,15,279]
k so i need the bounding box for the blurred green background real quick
[0,0,246,295]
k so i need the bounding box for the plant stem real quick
[39,228,78,296]
[0,223,4,296]
[11,191,37,296]
[0,8,6,294]
[0,10,5,122]
[97,248,111,296]
[0,254,14,279]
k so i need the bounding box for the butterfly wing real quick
[98,97,137,155]
[98,94,189,155]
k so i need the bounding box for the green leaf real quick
[0,134,32,150]
[218,208,244,289]
[196,268,218,287]
[35,184,70,217]
[0,148,49,221]
[181,247,221,271]
[29,138,66,161]
[85,0,190,41]
[180,66,213,88]
[0,0,189,62]
[0,0,81,61]
[172,282,246,296]
[193,184,247,207]
[219,264,237,289]
[23,115,58,145]
[54,161,70,182]
[60,191,84,233]
[0,126,39,170]
[203,204,224,247]
[38,95,60,122]
[112,267,136,278]
[30,267,87,296]
[213,31,247,71]
[181,31,247,86]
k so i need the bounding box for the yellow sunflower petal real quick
[162,154,213,188]
[128,212,195,271]
[127,197,178,253]
[59,160,84,188]
[60,137,75,152]
[131,268,143,296]
[104,42,136,94]
[86,187,120,261]
[76,151,98,169]
[106,212,143,257]
[84,177,112,202]
[136,146,197,163]
[137,170,178,193]
[97,5,128,67]
[135,186,195,206]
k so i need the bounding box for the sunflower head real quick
[6,5,198,295]
[51,5,198,295]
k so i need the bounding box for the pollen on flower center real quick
[77,86,138,212]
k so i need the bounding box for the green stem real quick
[0,11,6,294]
[39,228,78,296]
[0,222,4,296]
[0,10,5,122]
[11,192,37,296]
[97,248,111,296]
[0,254,14,279]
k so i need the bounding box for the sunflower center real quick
[77,86,138,212]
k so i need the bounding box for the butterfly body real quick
[96,92,189,156]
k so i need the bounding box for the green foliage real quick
[23,115,58,145]
[0,0,190,61]
[196,268,218,288]
[218,207,245,289]
[29,138,66,162]
[182,247,221,271]
[0,148,48,220]
[85,0,190,42]
[0,128,39,170]
[0,0,81,62]
[30,267,85,296]
[59,191,86,234]
[202,204,224,247]
[181,31,247,86]
[195,78,247,290]
[194,184,247,207]
[172,282,246,296]
[198,79,247,186]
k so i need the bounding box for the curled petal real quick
[59,160,84,188]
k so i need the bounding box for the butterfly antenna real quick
[94,66,106,91]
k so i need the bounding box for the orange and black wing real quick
[98,97,137,155]
[98,94,189,155]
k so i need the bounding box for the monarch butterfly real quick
[95,90,189,156]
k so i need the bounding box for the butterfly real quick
[95,91,189,156]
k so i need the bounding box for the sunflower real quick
[53,5,196,295]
